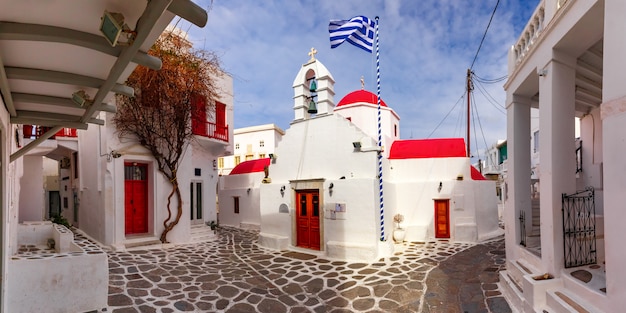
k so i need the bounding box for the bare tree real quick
[114,29,223,243]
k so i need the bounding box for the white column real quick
[505,95,531,262]
[538,53,576,276]
[602,1,626,310]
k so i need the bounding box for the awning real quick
[0,0,208,162]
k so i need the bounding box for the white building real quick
[501,0,622,312]
[219,123,284,175]
[219,52,501,262]
[0,1,211,312]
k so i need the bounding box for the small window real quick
[259,153,266,159]
[234,156,241,165]
[235,143,240,150]
[234,197,240,214]
[259,140,265,147]
[533,131,539,153]
[245,154,254,161]
[218,157,224,169]
[394,124,398,137]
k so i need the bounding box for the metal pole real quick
[375,16,385,241]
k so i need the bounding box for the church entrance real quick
[434,199,450,238]
[296,190,320,250]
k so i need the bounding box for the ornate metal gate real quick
[562,187,596,268]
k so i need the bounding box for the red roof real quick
[337,90,388,107]
[389,138,488,181]
[471,166,487,180]
[229,158,270,175]
[389,138,466,159]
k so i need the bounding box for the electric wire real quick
[473,73,507,83]
[471,92,498,167]
[469,0,501,70]
[474,79,506,114]
[427,92,466,139]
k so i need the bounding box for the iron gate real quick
[562,187,596,268]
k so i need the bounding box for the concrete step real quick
[124,237,162,249]
[545,290,603,313]
[190,225,217,243]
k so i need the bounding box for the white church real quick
[219,50,502,261]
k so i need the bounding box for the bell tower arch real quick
[292,47,335,121]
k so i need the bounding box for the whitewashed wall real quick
[219,172,264,229]
[258,114,388,261]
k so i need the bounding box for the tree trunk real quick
[159,178,183,243]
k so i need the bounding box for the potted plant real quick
[393,213,406,243]
[207,220,219,232]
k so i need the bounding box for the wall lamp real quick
[280,185,286,197]
[352,142,362,149]
[100,10,136,47]
[247,188,251,194]
[269,153,277,163]
[329,182,334,196]
[72,90,91,108]
[438,181,442,193]
[102,150,122,162]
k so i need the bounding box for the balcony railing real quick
[23,125,77,139]
[192,122,229,143]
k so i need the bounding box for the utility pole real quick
[466,69,473,158]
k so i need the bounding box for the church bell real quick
[309,79,317,92]
[307,99,318,114]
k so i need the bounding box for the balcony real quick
[22,125,77,139]
[192,121,229,143]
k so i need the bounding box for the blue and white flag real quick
[329,15,375,53]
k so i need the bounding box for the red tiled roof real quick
[337,90,388,107]
[388,138,466,159]
[229,158,270,175]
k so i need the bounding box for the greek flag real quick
[329,16,375,53]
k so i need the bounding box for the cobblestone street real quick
[107,227,510,312]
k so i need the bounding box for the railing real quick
[23,125,77,139]
[562,187,596,268]
[513,3,545,65]
[192,122,229,143]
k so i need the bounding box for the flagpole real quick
[375,16,385,242]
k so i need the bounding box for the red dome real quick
[337,90,388,107]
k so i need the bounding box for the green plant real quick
[51,214,72,229]
[207,220,219,230]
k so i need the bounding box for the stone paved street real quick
[106,227,510,312]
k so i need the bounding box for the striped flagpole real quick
[375,16,385,241]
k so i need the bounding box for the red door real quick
[125,163,148,234]
[215,102,227,138]
[434,199,450,238]
[296,190,320,250]
[191,95,208,136]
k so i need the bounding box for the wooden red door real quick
[215,102,227,138]
[125,163,148,234]
[434,199,450,238]
[296,190,320,250]
[191,95,208,136]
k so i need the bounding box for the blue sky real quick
[184,0,540,160]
